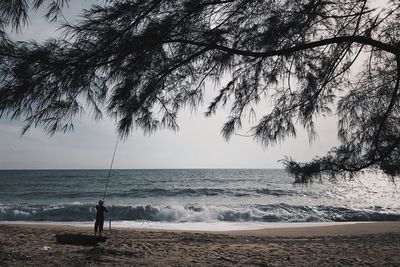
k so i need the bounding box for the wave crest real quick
[1,203,399,222]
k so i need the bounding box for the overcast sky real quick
[0,0,342,169]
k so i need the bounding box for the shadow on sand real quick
[55,234,107,246]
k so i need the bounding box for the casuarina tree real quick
[0,0,399,182]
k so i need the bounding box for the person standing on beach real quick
[94,200,108,236]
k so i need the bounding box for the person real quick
[94,200,108,236]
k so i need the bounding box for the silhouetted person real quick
[94,200,108,236]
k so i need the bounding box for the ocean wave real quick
[115,188,227,197]
[106,187,312,198]
[0,203,399,222]
[9,187,315,200]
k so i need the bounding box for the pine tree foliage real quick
[0,0,399,181]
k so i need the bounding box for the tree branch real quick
[167,35,399,57]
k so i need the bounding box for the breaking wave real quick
[1,203,399,222]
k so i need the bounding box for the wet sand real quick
[0,222,399,266]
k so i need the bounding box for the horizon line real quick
[0,167,285,171]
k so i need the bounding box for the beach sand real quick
[0,222,399,266]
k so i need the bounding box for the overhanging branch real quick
[167,36,399,57]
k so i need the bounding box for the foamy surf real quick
[0,220,362,231]
[1,203,399,222]
[1,169,399,227]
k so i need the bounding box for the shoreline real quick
[0,220,366,232]
[0,222,399,266]
[1,221,399,236]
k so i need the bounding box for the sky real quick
[0,0,342,169]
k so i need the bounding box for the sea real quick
[0,169,399,230]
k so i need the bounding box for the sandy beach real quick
[0,222,399,266]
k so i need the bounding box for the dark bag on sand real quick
[55,234,107,246]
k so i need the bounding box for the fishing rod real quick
[102,138,119,233]
[103,138,119,201]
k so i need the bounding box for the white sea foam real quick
[1,203,399,222]
[0,220,362,231]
